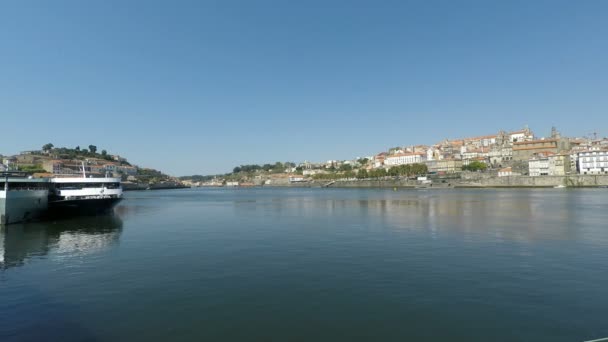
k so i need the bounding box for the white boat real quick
[48,176,123,216]
[1,161,123,225]
[554,185,566,189]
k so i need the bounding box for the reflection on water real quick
[0,215,123,269]
[229,189,608,245]
[1,188,607,342]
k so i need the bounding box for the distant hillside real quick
[3,143,183,186]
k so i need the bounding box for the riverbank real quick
[122,182,189,191]
[257,174,608,189]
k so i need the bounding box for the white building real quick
[498,167,513,177]
[384,152,426,166]
[426,148,434,161]
[289,175,307,182]
[460,147,489,161]
[578,150,608,175]
[302,169,326,176]
[529,155,550,176]
[509,129,534,143]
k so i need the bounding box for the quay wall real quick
[457,174,608,188]
[277,175,608,189]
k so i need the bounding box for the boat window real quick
[105,182,121,189]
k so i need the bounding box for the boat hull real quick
[1,190,49,225]
[47,197,122,217]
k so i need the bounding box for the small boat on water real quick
[554,185,566,189]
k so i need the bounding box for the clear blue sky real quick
[1,0,607,175]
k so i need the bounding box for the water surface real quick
[1,188,607,341]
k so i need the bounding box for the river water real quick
[1,188,607,341]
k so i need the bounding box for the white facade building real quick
[426,148,434,161]
[529,156,550,176]
[509,129,534,143]
[384,153,426,166]
[289,175,307,182]
[498,167,513,177]
[578,150,608,175]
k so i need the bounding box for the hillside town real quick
[182,126,608,187]
[3,126,607,189]
[0,144,184,189]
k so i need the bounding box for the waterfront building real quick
[384,152,426,166]
[497,167,516,177]
[548,153,571,176]
[577,150,608,175]
[288,175,307,183]
[528,154,551,176]
[425,159,462,174]
[527,151,570,176]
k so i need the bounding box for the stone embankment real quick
[268,174,608,189]
[456,174,608,188]
[122,182,189,191]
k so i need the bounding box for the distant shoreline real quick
[192,174,608,189]
[122,183,189,191]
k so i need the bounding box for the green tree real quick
[369,168,387,178]
[356,169,369,179]
[339,164,353,171]
[463,161,487,172]
[89,145,97,154]
[42,143,54,152]
[101,150,107,156]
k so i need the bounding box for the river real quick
[1,188,607,341]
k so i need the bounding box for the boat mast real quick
[81,161,86,178]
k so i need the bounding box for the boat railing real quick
[6,187,49,191]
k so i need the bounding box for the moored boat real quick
[1,172,50,225]
[48,177,123,216]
